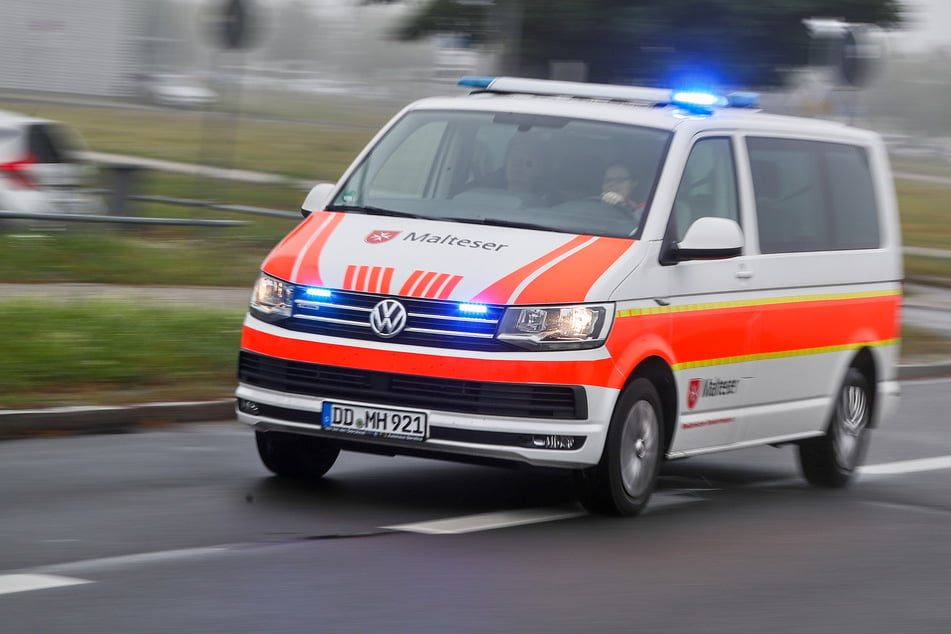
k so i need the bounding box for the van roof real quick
[402,76,876,145]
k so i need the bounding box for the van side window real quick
[748,137,880,253]
[672,138,739,242]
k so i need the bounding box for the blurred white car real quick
[0,110,102,218]
[140,74,217,108]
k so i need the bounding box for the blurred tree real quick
[372,0,905,87]
[261,0,318,64]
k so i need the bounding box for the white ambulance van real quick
[236,77,902,516]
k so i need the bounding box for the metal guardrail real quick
[127,194,301,219]
[0,210,250,227]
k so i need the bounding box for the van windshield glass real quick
[329,110,671,238]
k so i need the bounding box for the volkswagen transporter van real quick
[236,77,902,516]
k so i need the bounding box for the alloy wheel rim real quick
[834,382,868,468]
[620,400,659,498]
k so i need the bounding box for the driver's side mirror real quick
[301,183,336,218]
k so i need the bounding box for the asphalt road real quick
[2,378,950,633]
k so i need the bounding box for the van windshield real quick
[329,110,671,238]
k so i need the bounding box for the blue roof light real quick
[458,76,495,89]
[670,90,727,112]
[458,303,489,315]
[726,91,760,108]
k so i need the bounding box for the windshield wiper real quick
[453,216,563,233]
[326,204,424,219]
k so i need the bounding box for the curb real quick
[0,400,235,439]
[896,362,951,381]
[2,364,951,440]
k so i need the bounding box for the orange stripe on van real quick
[399,270,425,296]
[242,326,622,387]
[367,267,383,293]
[260,216,325,282]
[410,271,438,297]
[355,266,370,291]
[291,211,346,287]
[515,237,635,304]
[379,267,394,294]
[343,265,357,290]
[612,291,900,373]
[473,235,592,304]
[437,275,464,299]
[423,273,451,298]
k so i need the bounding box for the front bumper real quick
[235,381,618,469]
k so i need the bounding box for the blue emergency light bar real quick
[459,77,760,112]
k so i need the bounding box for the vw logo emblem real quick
[369,299,407,338]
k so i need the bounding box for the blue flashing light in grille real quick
[304,287,333,299]
[458,303,489,315]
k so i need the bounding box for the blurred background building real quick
[0,0,145,96]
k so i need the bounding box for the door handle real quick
[735,269,754,279]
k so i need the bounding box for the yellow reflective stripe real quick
[616,289,901,319]
[670,338,901,371]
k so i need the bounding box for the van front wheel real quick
[255,430,340,480]
[798,367,871,488]
[574,378,664,516]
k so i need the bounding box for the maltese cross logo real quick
[365,230,400,244]
[687,379,702,410]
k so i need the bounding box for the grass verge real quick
[0,301,244,409]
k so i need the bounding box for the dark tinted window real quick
[28,124,76,164]
[748,137,879,253]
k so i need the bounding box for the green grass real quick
[0,98,383,181]
[0,301,244,408]
[0,232,274,286]
[895,179,951,250]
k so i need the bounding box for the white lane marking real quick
[29,546,232,575]
[860,455,951,476]
[0,574,90,596]
[384,506,587,535]
[385,494,700,534]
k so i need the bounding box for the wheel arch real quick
[850,346,879,428]
[628,356,678,453]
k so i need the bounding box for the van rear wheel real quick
[574,378,664,516]
[255,430,340,480]
[798,367,871,488]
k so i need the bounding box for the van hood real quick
[262,211,643,305]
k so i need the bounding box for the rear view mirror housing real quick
[661,217,744,265]
[301,183,336,217]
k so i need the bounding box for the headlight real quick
[250,272,294,319]
[498,303,614,350]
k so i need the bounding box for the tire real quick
[574,378,665,516]
[798,367,872,488]
[255,430,340,480]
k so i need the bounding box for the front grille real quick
[239,351,587,420]
[276,289,514,352]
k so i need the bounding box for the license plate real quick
[320,402,428,441]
